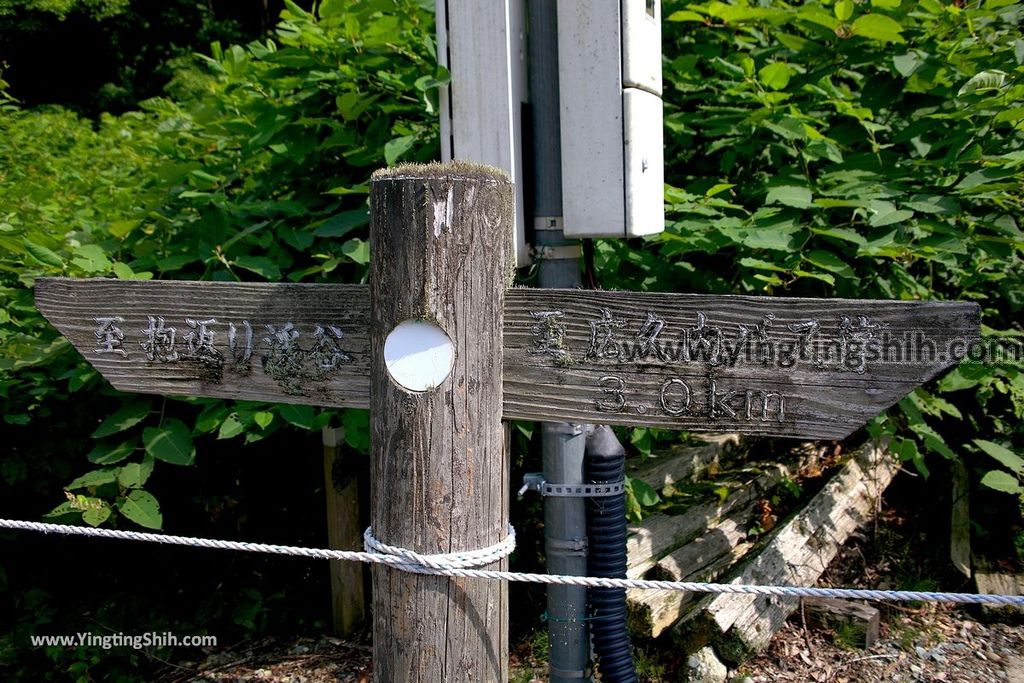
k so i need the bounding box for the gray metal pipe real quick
[528,1,591,680]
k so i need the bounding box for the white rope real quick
[362,525,516,570]
[3,518,1023,607]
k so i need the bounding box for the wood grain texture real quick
[368,165,512,683]
[504,288,980,439]
[674,439,898,665]
[803,597,880,648]
[34,278,371,408]
[36,283,979,440]
[323,427,366,638]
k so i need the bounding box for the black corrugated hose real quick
[584,425,638,683]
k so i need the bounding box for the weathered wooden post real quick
[34,168,979,683]
[368,163,513,682]
[322,425,366,636]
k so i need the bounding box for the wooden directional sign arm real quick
[35,279,979,440]
[503,289,980,440]
[35,278,372,409]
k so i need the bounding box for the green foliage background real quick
[0,0,1022,677]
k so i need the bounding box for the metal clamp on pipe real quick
[531,243,583,261]
[518,473,626,498]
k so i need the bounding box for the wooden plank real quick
[974,561,1024,618]
[802,597,880,648]
[674,439,899,665]
[34,278,371,409]
[625,464,787,580]
[503,288,980,439]
[629,517,754,638]
[36,282,978,440]
[629,434,740,490]
[322,426,366,637]
[950,458,971,578]
[368,165,511,682]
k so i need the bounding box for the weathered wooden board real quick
[504,289,979,439]
[674,439,898,664]
[36,279,979,439]
[35,278,372,408]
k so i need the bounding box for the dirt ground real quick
[157,482,1024,682]
[739,605,1024,683]
[155,603,1023,683]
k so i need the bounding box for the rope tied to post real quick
[4,518,1024,607]
[362,525,516,572]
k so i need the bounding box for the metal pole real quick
[528,2,591,680]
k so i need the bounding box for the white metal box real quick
[557,0,665,238]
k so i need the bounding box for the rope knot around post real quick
[362,525,517,574]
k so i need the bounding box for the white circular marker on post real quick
[383,319,455,391]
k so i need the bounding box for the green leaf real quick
[811,226,867,246]
[668,9,704,22]
[980,470,1022,495]
[92,401,152,438]
[82,506,111,527]
[739,257,788,272]
[834,0,854,22]
[766,186,813,209]
[974,439,1024,475]
[218,413,245,439]
[71,244,112,273]
[803,250,856,279]
[705,183,735,198]
[628,477,661,507]
[108,219,141,239]
[867,201,914,227]
[912,423,956,460]
[87,439,136,465]
[324,184,369,196]
[279,404,315,430]
[67,469,118,490]
[957,70,1007,97]
[143,419,196,465]
[851,14,905,44]
[117,462,150,489]
[938,366,989,392]
[313,209,368,238]
[234,255,282,280]
[341,238,370,264]
[893,51,924,77]
[893,438,928,478]
[44,502,81,521]
[112,262,135,279]
[384,135,416,165]
[119,490,163,529]
[758,63,792,91]
[23,239,65,269]
[254,411,274,429]
[343,409,370,453]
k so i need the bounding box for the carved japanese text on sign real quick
[37,279,372,409]
[90,314,355,391]
[37,279,979,439]
[503,289,980,439]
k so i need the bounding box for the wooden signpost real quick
[37,281,976,442]
[35,163,978,682]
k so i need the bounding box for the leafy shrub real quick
[611,0,1024,506]
[0,0,441,529]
